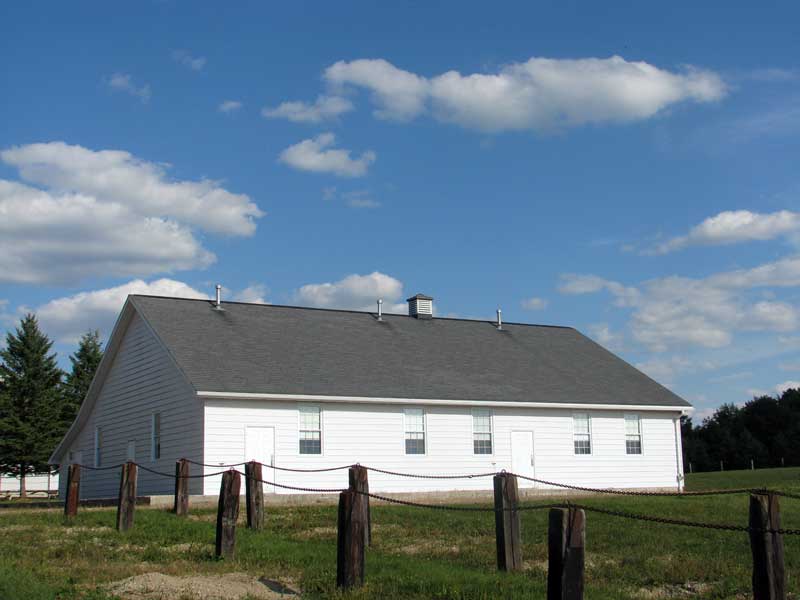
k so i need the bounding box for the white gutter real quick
[197,390,691,413]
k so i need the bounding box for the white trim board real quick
[197,391,690,414]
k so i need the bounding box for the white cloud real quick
[561,255,800,351]
[635,355,716,382]
[651,210,800,254]
[324,56,726,132]
[294,272,405,312]
[520,297,547,310]
[587,323,623,351]
[262,95,353,123]
[342,190,380,208]
[0,142,262,284]
[29,278,206,343]
[776,380,800,394]
[1,141,262,236]
[232,284,268,304]
[218,100,243,113]
[107,73,151,103]
[279,133,375,177]
[172,49,206,71]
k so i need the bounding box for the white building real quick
[49,292,690,500]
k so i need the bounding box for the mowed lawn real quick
[1,468,798,600]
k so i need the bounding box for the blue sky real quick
[2,2,800,418]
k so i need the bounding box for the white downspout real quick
[673,415,685,491]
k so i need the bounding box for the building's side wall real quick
[58,312,203,499]
[203,399,683,495]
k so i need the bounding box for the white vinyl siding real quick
[573,413,591,455]
[625,414,643,455]
[472,409,493,454]
[404,408,425,454]
[299,405,322,455]
[151,412,161,461]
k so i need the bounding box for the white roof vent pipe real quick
[407,294,433,319]
[377,298,383,321]
[496,308,502,330]
[213,284,224,311]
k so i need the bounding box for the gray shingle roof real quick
[130,295,689,408]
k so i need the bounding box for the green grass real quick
[0,467,798,599]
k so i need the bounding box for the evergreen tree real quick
[0,314,63,497]
[61,330,103,430]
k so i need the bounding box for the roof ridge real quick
[128,294,574,329]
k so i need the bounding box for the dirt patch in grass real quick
[397,539,461,556]
[105,572,299,599]
[294,526,336,540]
[633,581,712,598]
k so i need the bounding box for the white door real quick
[245,426,276,493]
[511,431,535,488]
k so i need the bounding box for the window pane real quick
[405,439,425,454]
[474,433,492,454]
[574,435,591,455]
[404,408,424,433]
[473,410,491,433]
[626,436,642,455]
[625,415,640,435]
[300,406,320,429]
[299,439,321,454]
[574,414,590,434]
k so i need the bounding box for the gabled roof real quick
[128,295,689,408]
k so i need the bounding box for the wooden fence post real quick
[173,459,189,516]
[548,506,585,600]
[245,461,264,530]
[749,492,786,600]
[64,464,81,518]
[348,465,371,546]
[116,462,138,532]
[336,489,366,589]
[215,470,241,559]
[494,472,522,571]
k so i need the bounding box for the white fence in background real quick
[0,472,59,497]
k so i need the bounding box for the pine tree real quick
[0,314,63,497]
[61,330,103,430]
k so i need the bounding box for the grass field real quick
[1,467,798,599]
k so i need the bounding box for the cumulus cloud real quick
[294,272,405,312]
[520,297,548,310]
[279,133,375,177]
[29,278,207,343]
[218,100,243,113]
[651,210,800,254]
[262,95,353,123]
[587,323,623,351]
[323,56,726,132]
[232,284,269,304]
[560,255,800,351]
[776,380,800,394]
[0,142,262,284]
[172,49,206,71]
[107,73,151,103]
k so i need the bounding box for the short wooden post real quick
[116,462,138,532]
[173,459,189,516]
[494,472,522,571]
[548,506,585,600]
[336,489,366,589]
[64,464,81,518]
[348,465,371,546]
[215,470,241,559]
[749,493,786,600]
[245,460,264,530]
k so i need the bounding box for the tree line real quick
[681,388,800,472]
[0,314,103,497]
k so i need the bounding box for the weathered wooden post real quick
[245,460,264,530]
[116,462,138,532]
[348,465,371,546]
[749,492,786,600]
[548,506,585,600]
[494,472,522,571]
[64,464,81,518]
[215,469,241,559]
[336,489,366,589]
[173,459,190,516]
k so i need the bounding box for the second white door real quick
[245,426,275,493]
[511,431,535,488]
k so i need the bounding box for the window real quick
[573,413,591,455]
[299,405,322,454]
[94,427,102,467]
[151,413,161,461]
[625,414,642,455]
[127,440,136,461]
[473,409,493,454]
[404,408,425,454]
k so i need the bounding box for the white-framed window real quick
[151,412,161,461]
[472,409,493,454]
[573,413,591,455]
[625,414,642,455]
[94,426,102,467]
[404,408,426,454]
[299,405,322,454]
[127,440,136,461]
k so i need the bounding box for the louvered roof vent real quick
[407,293,433,319]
